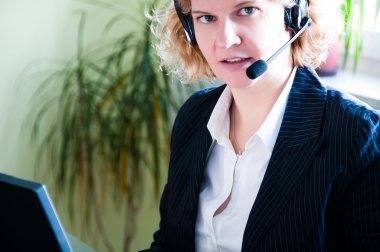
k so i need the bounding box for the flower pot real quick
[316,40,341,76]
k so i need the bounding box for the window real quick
[322,0,380,109]
[347,0,380,74]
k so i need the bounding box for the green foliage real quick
[23,0,201,251]
[342,0,380,71]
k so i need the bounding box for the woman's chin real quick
[222,75,259,89]
[214,71,247,87]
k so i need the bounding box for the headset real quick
[173,0,310,45]
[284,0,310,33]
[174,0,197,44]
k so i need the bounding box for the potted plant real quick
[23,0,200,251]
[318,0,380,76]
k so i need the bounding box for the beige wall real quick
[0,0,162,251]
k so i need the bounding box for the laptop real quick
[0,172,73,252]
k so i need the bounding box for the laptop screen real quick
[0,173,73,252]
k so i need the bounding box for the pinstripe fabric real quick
[146,66,380,252]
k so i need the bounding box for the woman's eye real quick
[238,7,256,16]
[199,15,215,23]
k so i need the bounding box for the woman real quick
[145,0,380,251]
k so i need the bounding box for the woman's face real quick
[191,0,292,88]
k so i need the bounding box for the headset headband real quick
[174,0,196,44]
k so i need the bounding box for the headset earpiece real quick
[284,0,310,32]
[174,0,196,44]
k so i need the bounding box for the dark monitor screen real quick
[0,173,72,252]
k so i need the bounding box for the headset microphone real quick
[246,18,312,80]
[173,0,311,79]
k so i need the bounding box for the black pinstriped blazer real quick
[146,66,380,251]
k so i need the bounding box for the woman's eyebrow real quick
[235,0,259,9]
[192,0,259,14]
[191,10,211,15]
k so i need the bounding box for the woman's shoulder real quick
[183,85,226,108]
[175,84,226,122]
[325,87,380,165]
[325,87,380,124]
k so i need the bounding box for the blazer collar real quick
[242,66,327,251]
[277,66,327,144]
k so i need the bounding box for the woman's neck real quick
[229,64,294,153]
[233,63,293,118]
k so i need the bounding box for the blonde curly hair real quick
[151,0,344,83]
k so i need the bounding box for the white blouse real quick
[195,68,296,252]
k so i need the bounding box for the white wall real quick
[0,0,71,177]
[0,1,160,251]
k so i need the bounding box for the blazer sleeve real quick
[141,86,224,251]
[340,157,380,250]
[144,106,182,251]
[340,110,380,250]
[149,184,171,251]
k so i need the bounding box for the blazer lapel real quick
[173,86,225,251]
[186,87,226,222]
[188,117,213,216]
[242,67,327,251]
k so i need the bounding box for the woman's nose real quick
[215,19,242,48]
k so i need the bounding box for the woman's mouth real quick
[220,57,253,70]
[223,57,250,63]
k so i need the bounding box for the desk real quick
[322,71,380,109]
